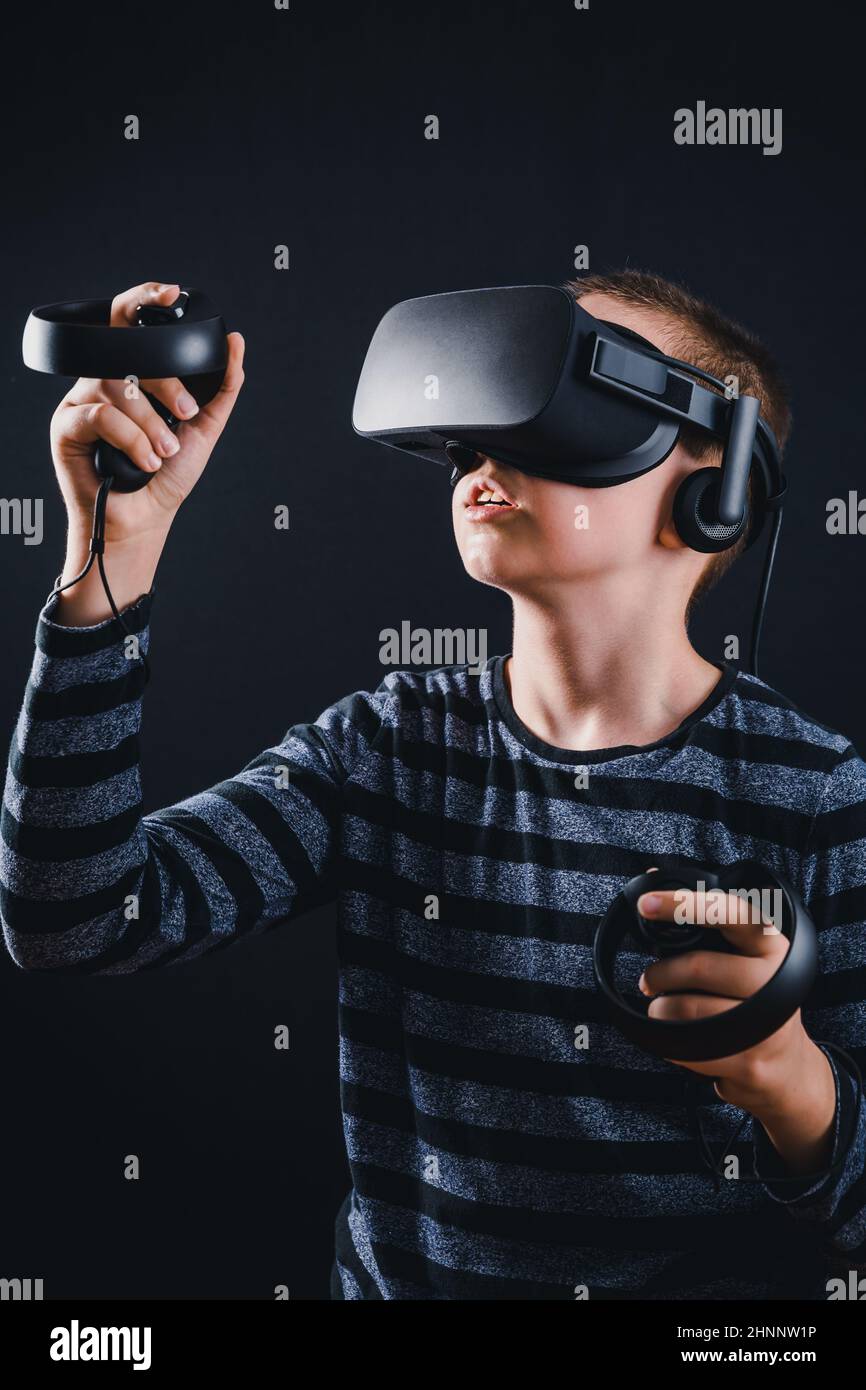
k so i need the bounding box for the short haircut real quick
[564,269,792,622]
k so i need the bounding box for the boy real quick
[2,272,865,1300]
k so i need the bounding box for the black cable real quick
[47,483,105,598]
[47,477,150,685]
[687,1042,864,1188]
[634,342,732,396]
[748,504,784,680]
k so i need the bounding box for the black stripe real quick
[341,776,814,869]
[341,1079,738,1176]
[1,798,143,861]
[692,721,844,773]
[368,1236,806,1300]
[808,883,866,930]
[370,1239,575,1299]
[391,717,833,821]
[24,666,147,720]
[339,866,861,959]
[340,925,614,1024]
[810,797,866,849]
[809,965,866,1011]
[144,809,266,934]
[35,593,153,658]
[319,691,392,766]
[340,859,600,943]
[0,861,150,935]
[10,732,140,789]
[339,1005,685,1103]
[736,679,857,746]
[86,839,214,973]
[211,775,334,899]
[352,1162,789,1252]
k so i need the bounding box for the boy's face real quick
[451,291,705,601]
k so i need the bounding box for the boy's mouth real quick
[464,474,520,520]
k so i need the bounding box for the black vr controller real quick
[22,288,228,492]
[593,861,818,1062]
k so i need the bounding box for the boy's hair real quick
[564,270,792,622]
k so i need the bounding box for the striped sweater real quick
[3,587,866,1300]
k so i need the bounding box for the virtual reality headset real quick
[352,284,785,553]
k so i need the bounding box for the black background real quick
[1,0,862,1299]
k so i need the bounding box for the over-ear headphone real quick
[667,381,780,556]
[673,467,752,554]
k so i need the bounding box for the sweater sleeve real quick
[751,744,866,1266]
[0,588,396,975]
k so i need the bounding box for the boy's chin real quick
[461,556,562,593]
[460,537,597,583]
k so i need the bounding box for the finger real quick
[106,284,199,419]
[184,333,245,447]
[637,887,783,956]
[110,281,181,328]
[99,379,183,458]
[647,992,740,1024]
[649,992,741,1076]
[639,950,775,1001]
[58,401,163,476]
[136,376,200,421]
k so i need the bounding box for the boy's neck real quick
[506,586,723,752]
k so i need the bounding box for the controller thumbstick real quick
[136,290,190,325]
[628,874,709,955]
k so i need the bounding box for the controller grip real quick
[92,369,224,493]
[94,440,155,493]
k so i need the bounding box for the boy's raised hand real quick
[49,281,245,625]
[50,281,245,544]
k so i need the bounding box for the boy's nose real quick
[444,441,482,479]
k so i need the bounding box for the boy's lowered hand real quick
[636,874,837,1177]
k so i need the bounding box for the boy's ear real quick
[657,512,688,550]
[658,457,722,551]
[658,466,695,551]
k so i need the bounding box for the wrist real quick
[65,509,172,556]
[746,1037,834,1127]
[53,525,168,627]
[743,1038,837,1177]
